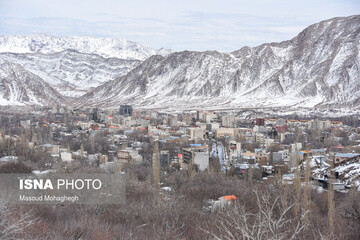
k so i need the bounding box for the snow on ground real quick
[0,156,18,162]
[32,170,57,175]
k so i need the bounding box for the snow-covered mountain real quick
[0,34,171,61]
[0,34,166,97]
[77,15,360,110]
[0,50,141,97]
[0,59,64,106]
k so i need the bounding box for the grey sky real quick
[0,0,359,51]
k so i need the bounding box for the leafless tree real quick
[202,189,309,240]
[0,202,38,239]
[152,141,160,192]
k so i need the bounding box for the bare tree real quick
[328,168,335,232]
[152,141,160,192]
[89,134,95,154]
[293,158,301,218]
[0,202,38,239]
[202,189,309,240]
[303,156,311,224]
[337,185,360,239]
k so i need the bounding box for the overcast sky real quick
[0,0,359,51]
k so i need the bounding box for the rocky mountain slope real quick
[0,50,141,97]
[77,15,360,110]
[0,34,169,98]
[0,59,64,106]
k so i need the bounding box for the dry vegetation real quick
[1,162,360,239]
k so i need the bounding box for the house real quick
[108,125,119,133]
[189,127,204,140]
[222,115,238,128]
[312,148,327,155]
[212,195,237,212]
[273,150,289,164]
[229,141,242,161]
[51,145,60,154]
[119,105,133,116]
[60,152,72,162]
[255,149,268,165]
[253,125,267,133]
[334,153,360,164]
[331,182,345,191]
[262,165,274,175]
[117,148,143,164]
[254,118,265,126]
[243,151,255,158]
[255,132,265,145]
[207,122,220,132]
[216,128,236,138]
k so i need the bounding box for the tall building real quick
[254,118,265,126]
[92,107,99,121]
[182,146,209,172]
[119,105,133,116]
[160,150,170,168]
[222,115,238,128]
[189,127,204,140]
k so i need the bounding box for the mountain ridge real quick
[76,15,360,110]
[0,58,65,106]
[0,34,171,61]
[0,50,142,97]
[0,15,359,109]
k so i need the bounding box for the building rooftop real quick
[334,153,359,158]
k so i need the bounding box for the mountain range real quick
[0,34,170,60]
[0,15,359,110]
[0,50,141,97]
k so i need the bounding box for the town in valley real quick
[1,105,359,192]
